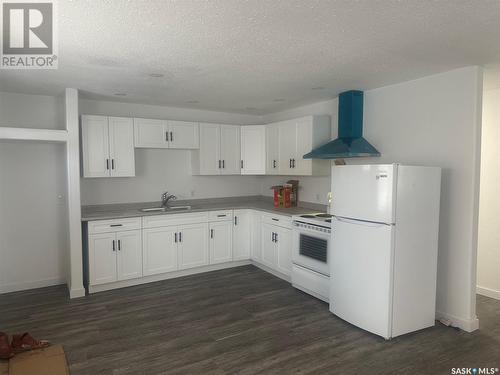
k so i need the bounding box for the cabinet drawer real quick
[88,217,141,234]
[261,213,292,229]
[142,212,208,228]
[208,210,233,222]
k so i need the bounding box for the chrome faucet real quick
[161,192,177,207]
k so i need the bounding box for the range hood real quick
[303,90,380,159]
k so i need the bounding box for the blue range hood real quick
[303,90,380,159]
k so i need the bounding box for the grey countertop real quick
[81,196,327,221]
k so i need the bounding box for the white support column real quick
[65,88,85,298]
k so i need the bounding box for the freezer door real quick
[331,164,397,224]
[329,217,394,339]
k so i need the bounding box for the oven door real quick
[292,225,330,276]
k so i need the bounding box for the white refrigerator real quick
[329,164,441,339]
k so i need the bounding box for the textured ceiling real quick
[2,0,500,114]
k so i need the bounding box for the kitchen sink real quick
[140,205,191,212]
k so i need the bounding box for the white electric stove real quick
[291,213,332,302]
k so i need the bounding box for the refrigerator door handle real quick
[334,216,393,227]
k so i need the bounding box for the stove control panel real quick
[293,221,331,234]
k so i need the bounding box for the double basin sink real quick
[139,205,192,213]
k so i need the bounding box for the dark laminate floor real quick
[1,265,499,375]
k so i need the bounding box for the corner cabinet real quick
[133,118,199,149]
[191,123,241,175]
[81,115,136,178]
[241,125,266,175]
[267,115,331,176]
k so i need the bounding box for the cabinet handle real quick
[241,160,244,169]
[218,160,221,169]
[111,159,115,170]
[210,229,214,239]
[292,159,296,168]
[112,240,116,251]
[179,232,182,242]
[166,131,169,142]
[175,232,178,243]
[234,216,238,225]
[275,233,278,242]
[289,159,292,168]
[217,214,226,218]
[222,160,225,169]
[170,131,173,142]
[110,224,123,227]
[106,159,110,170]
[273,160,277,168]
[272,218,279,222]
[118,239,121,251]
[271,232,275,242]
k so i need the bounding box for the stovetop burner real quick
[315,213,332,218]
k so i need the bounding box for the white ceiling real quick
[2,0,500,115]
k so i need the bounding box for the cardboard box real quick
[8,346,68,375]
[0,361,8,375]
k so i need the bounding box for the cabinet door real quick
[241,125,266,175]
[293,117,313,176]
[81,115,110,178]
[266,124,280,175]
[116,230,142,281]
[167,121,199,149]
[209,221,233,264]
[261,223,277,269]
[251,211,262,261]
[178,223,209,270]
[109,117,136,177]
[278,120,296,175]
[233,210,251,260]
[89,232,117,285]
[142,226,178,276]
[133,118,168,148]
[220,125,241,175]
[198,123,220,175]
[275,227,292,276]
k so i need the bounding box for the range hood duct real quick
[303,90,380,159]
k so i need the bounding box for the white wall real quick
[0,91,64,130]
[263,67,483,331]
[477,88,500,300]
[79,99,263,205]
[0,140,68,293]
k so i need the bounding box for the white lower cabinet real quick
[87,209,293,292]
[178,223,209,270]
[233,210,251,260]
[142,226,178,276]
[209,221,233,264]
[260,222,292,276]
[89,229,142,286]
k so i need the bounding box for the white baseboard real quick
[251,261,291,283]
[436,310,479,332]
[0,277,66,294]
[477,285,500,301]
[89,260,251,294]
[69,287,86,299]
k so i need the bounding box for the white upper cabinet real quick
[82,115,135,178]
[191,123,241,175]
[108,117,136,177]
[265,124,280,175]
[133,118,166,148]
[167,120,199,149]
[133,118,199,149]
[274,115,331,176]
[241,125,266,175]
